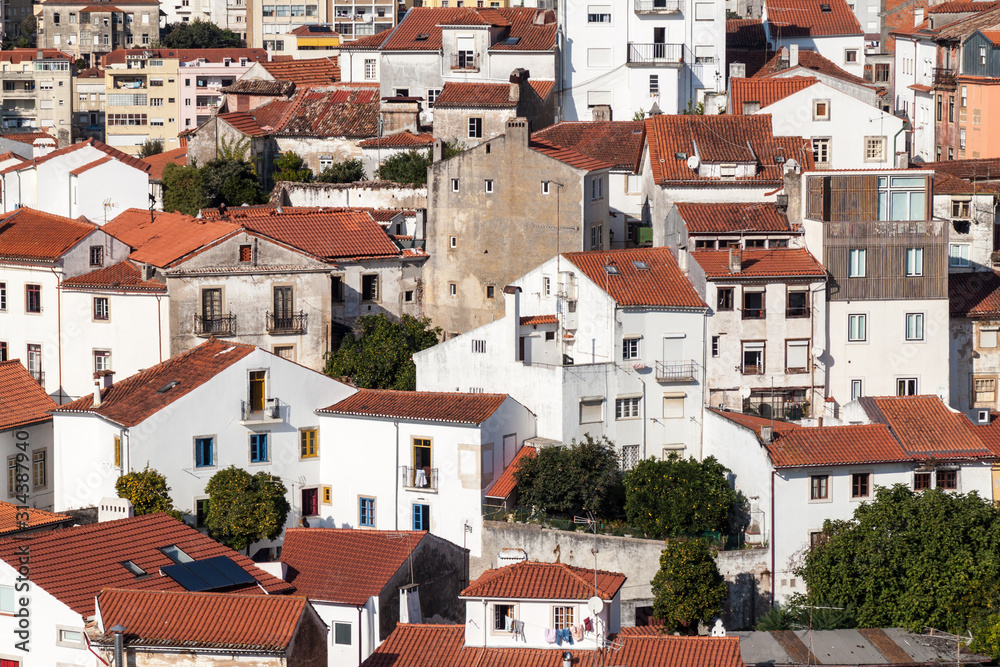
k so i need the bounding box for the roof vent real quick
[820,3,831,10]
[157,380,180,394]
[604,265,620,275]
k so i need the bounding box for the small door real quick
[249,371,266,412]
[302,488,319,516]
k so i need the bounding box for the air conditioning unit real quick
[267,398,280,419]
[978,409,990,425]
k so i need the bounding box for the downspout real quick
[358,605,363,665]
[770,468,776,603]
[700,307,708,459]
[483,599,488,646]
[49,266,64,404]
[124,428,130,476]
[394,420,400,530]
[155,293,163,362]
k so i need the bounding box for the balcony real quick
[401,465,438,492]
[195,313,236,336]
[240,397,282,424]
[742,364,764,375]
[627,42,683,67]
[785,306,810,318]
[742,308,765,320]
[634,0,681,11]
[266,311,307,335]
[656,360,698,382]
[451,53,479,72]
[933,67,956,89]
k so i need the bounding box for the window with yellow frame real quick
[300,428,318,458]
[114,435,122,468]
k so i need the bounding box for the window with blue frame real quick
[359,497,375,527]
[194,437,214,468]
[412,503,429,530]
[250,433,268,463]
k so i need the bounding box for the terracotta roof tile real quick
[141,147,187,181]
[358,131,435,148]
[96,589,309,650]
[643,114,813,185]
[0,131,54,146]
[0,48,72,64]
[102,48,269,66]
[520,315,557,325]
[909,83,934,92]
[529,138,613,171]
[234,208,400,259]
[730,76,819,112]
[319,389,508,424]
[488,8,557,51]
[562,247,707,309]
[0,513,293,617]
[765,0,862,36]
[708,409,802,440]
[260,57,340,86]
[727,18,768,47]
[379,7,556,52]
[221,78,295,96]
[928,0,998,12]
[219,87,378,138]
[528,79,555,99]
[865,395,992,457]
[676,202,793,234]
[339,31,392,49]
[0,360,57,430]
[914,157,1000,180]
[485,446,535,499]
[77,66,105,78]
[0,207,98,261]
[104,209,239,268]
[692,248,826,278]
[461,560,626,600]
[766,424,910,467]
[950,270,1000,317]
[531,121,644,170]
[281,528,425,604]
[980,28,1000,42]
[54,339,256,427]
[0,501,72,536]
[753,49,873,89]
[60,260,166,292]
[434,82,518,108]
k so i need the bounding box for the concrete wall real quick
[933,191,997,274]
[271,180,428,210]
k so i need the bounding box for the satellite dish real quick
[739,385,751,400]
[587,596,604,614]
[811,346,824,359]
[686,155,701,170]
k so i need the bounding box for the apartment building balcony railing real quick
[240,397,282,423]
[785,306,810,318]
[634,0,681,11]
[266,311,307,335]
[742,364,764,375]
[626,42,683,67]
[742,307,765,320]
[933,67,956,89]
[195,313,236,336]
[400,465,438,492]
[451,53,480,71]
[656,360,698,382]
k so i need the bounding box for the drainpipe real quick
[49,266,63,404]
[358,605,363,665]
[893,123,907,167]
[155,293,163,362]
[770,469,776,603]
[394,420,400,530]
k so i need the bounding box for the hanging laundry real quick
[545,628,557,644]
[504,615,512,631]
[557,628,573,645]
[570,625,583,642]
[583,617,593,632]
[512,620,526,642]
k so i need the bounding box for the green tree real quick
[204,466,290,553]
[317,158,364,184]
[513,435,625,519]
[272,151,313,183]
[376,142,462,185]
[158,19,244,48]
[138,138,164,158]
[115,465,184,521]
[162,162,209,216]
[324,314,440,390]
[755,597,855,631]
[201,157,267,207]
[651,539,728,634]
[802,484,1000,634]
[624,454,736,539]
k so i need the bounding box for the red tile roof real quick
[766,424,910,467]
[0,501,73,537]
[765,0,862,36]
[909,83,934,92]
[928,0,997,13]
[339,31,392,50]
[461,561,626,600]
[933,171,1000,194]
[692,248,826,279]
[528,79,555,99]
[913,157,1000,181]
[980,29,1000,43]
[319,389,508,424]
[218,87,379,139]
[0,513,293,617]
[864,395,993,457]
[520,314,557,325]
[363,625,745,667]
[77,66,105,78]
[1,137,152,176]
[0,360,58,431]
[643,114,813,185]
[531,121,645,170]
[0,131,55,146]
[60,260,166,292]
[730,76,819,112]
[485,445,535,499]
[753,49,873,89]
[96,589,310,650]
[708,409,802,440]
[105,209,240,268]
[676,202,793,234]
[0,207,98,261]
[358,131,435,148]
[378,7,556,52]
[290,24,339,36]
[562,247,707,309]
[434,82,519,108]
[950,270,1000,317]
[234,208,400,260]
[141,147,187,181]
[728,18,768,47]
[54,339,256,427]
[281,528,425,604]
[529,138,613,171]
[0,48,72,64]
[103,48,270,66]
[260,57,340,86]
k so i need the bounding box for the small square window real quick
[89,245,104,266]
[914,471,931,490]
[239,244,253,262]
[334,622,352,645]
[452,179,460,192]
[541,181,550,195]
[845,49,858,63]
[851,472,870,498]
[848,314,867,342]
[450,236,458,249]
[622,337,639,360]
[486,285,495,299]
[468,117,483,139]
[811,475,829,500]
[937,470,957,490]
[449,283,458,297]
[716,287,734,311]
[906,313,924,341]
[813,99,831,120]
[485,179,494,193]
[94,297,109,321]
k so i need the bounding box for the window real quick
[844,48,858,64]
[359,496,376,526]
[494,603,516,631]
[591,177,603,200]
[905,248,923,276]
[787,289,809,317]
[622,337,639,360]
[848,314,867,342]
[0,585,12,613]
[615,397,640,419]
[905,313,924,341]
[0,342,6,361]
[452,178,460,193]
[742,290,764,319]
[961,128,967,150]
[88,294,111,321]
[412,503,429,530]
[94,350,111,373]
[472,339,487,354]
[742,341,764,374]
[981,46,988,65]
[649,74,659,96]
[449,283,457,297]
[587,4,611,21]
[195,437,214,467]
[300,428,318,458]
[877,176,926,221]
[952,198,971,218]
[812,138,831,166]
[195,498,209,527]
[974,377,997,406]
[813,100,830,120]
[914,472,931,491]
[362,274,379,301]
[897,378,918,396]
[113,435,122,468]
[239,244,253,263]
[961,85,968,108]
[543,276,552,296]
[786,340,809,373]
[950,244,970,267]
[937,470,958,490]
[717,287,734,311]
[949,95,955,123]
[981,327,999,349]
[332,276,344,303]
[468,117,483,139]
[485,179,494,193]
[302,488,319,516]
[26,344,41,382]
[848,248,866,277]
[620,444,640,470]
[89,245,104,266]
[0,282,5,311]
[323,486,332,504]
[364,58,376,80]
[937,94,943,121]
[851,379,863,401]
[250,433,268,463]
[25,284,40,313]
[865,136,885,162]
[851,472,870,498]
[710,335,721,357]
[811,475,829,500]
[32,450,45,488]
[580,398,604,424]
[553,606,574,630]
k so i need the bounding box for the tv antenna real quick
[573,509,600,595]
[103,197,118,225]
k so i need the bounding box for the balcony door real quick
[273,286,293,329]
[249,370,266,412]
[201,288,222,323]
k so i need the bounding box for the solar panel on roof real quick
[203,555,256,586]
[162,562,213,592]
[162,556,256,591]
[186,559,235,590]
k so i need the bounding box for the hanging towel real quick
[545,628,557,644]
[512,620,526,642]
[571,625,583,642]
[583,617,593,632]
[558,628,573,645]
[504,615,512,631]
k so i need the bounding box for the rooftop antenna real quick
[573,509,599,596]
[799,604,844,665]
[925,627,973,667]
[103,197,118,225]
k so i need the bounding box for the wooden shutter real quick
[807,176,825,220]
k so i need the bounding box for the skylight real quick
[159,544,194,564]
[121,560,147,577]
[605,265,620,275]
[632,261,650,271]
[157,380,180,394]
[503,36,520,45]
[415,33,430,40]
[820,3,831,10]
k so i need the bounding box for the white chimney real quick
[729,62,746,79]
[505,285,521,362]
[98,497,134,522]
[399,584,422,623]
[678,247,689,275]
[93,378,103,407]
[729,247,743,273]
[789,44,799,68]
[914,7,924,26]
[99,371,115,389]
[760,425,773,443]
[256,560,288,580]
